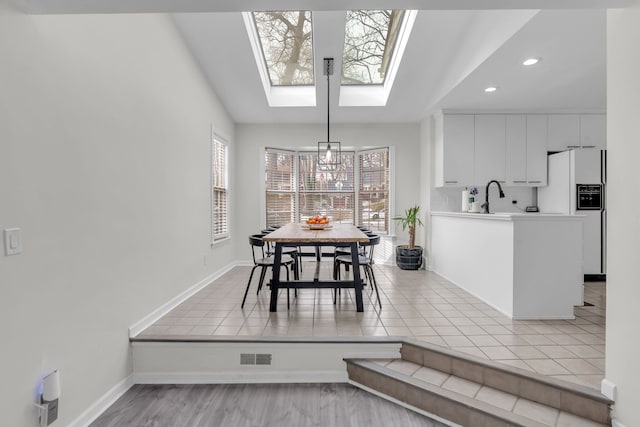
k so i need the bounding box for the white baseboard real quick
[132,370,347,384]
[128,262,242,337]
[67,376,133,427]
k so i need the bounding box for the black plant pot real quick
[396,246,423,270]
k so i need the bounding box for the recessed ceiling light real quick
[522,57,540,66]
[484,86,498,93]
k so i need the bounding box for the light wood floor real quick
[90,383,448,427]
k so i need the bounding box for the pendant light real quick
[318,58,341,170]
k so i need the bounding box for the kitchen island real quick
[430,211,584,319]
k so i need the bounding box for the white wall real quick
[0,3,235,426]
[235,123,422,262]
[419,116,432,263]
[606,5,640,426]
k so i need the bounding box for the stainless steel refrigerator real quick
[538,149,606,278]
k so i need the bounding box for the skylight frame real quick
[339,10,417,107]
[243,11,316,107]
[341,10,405,86]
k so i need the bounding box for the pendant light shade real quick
[318,58,341,170]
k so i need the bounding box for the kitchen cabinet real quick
[434,114,474,187]
[474,115,506,184]
[547,114,580,151]
[503,115,547,186]
[431,211,584,319]
[547,114,606,151]
[526,115,548,186]
[436,113,547,188]
[580,114,607,149]
[505,115,527,185]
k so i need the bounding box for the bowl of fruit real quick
[305,215,331,230]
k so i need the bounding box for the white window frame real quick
[242,12,316,107]
[261,146,394,235]
[211,131,230,244]
[357,147,393,234]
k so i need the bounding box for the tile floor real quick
[140,260,606,390]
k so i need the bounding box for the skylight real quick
[252,11,314,86]
[342,10,406,85]
[339,10,417,106]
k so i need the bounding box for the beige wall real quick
[606,5,640,426]
[0,3,235,426]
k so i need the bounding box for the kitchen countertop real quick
[430,211,584,221]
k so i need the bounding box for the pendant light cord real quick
[327,66,330,143]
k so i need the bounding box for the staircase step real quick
[399,340,612,425]
[346,358,608,427]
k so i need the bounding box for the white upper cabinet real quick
[434,114,474,187]
[505,115,547,187]
[547,114,580,151]
[474,115,506,185]
[505,115,527,185]
[436,112,547,188]
[547,113,606,151]
[526,115,548,186]
[580,114,607,149]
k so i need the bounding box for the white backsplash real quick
[432,186,535,213]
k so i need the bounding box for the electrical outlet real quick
[41,397,58,426]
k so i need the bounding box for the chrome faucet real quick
[481,180,505,214]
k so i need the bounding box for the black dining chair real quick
[332,230,373,279]
[334,234,382,309]
[261,229,301,278]
[241,234,296,309]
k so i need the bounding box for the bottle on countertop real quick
[462,187,470,212]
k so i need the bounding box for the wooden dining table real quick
[262,223,370,312]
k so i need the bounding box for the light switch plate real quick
[4,228,22,256]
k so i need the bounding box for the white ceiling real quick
[13,0,613,124]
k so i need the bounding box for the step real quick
[400,340,612,424]
[345,341,613,426]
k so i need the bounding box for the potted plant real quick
[393,204,424,270]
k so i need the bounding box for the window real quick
[342,10,406,85]
[338,10,417,107]
[212,136,228,242]
[264,148,391,234]
[298,152,355,224]
[358,149,390,233]
[265,149,297,226]
[252,11,314,86]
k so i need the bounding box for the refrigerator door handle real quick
[601,208,607,274]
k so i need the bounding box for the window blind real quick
[298,151,355,224]
[265,149,296,227]
[358,148,389,233]
[212,137,228,240]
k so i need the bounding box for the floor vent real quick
[240,353,256,365]
[240,353,272,365]
[256,354,272,365]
